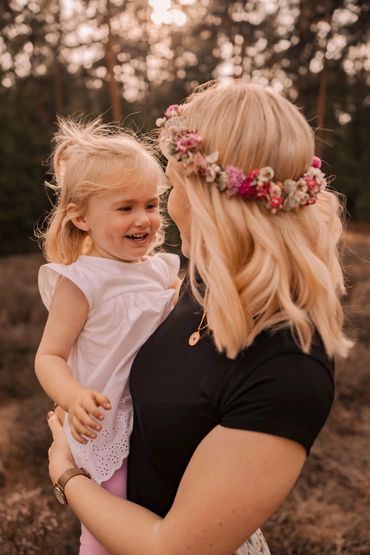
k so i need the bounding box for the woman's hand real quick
[68,388,111,444]
[47,411,76,483]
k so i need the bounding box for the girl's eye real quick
[147,203,158,209]
[118,206,132,212]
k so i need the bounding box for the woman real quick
[47,81,351,555]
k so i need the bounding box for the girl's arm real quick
[48,414,305,555]
[36,277,110,442]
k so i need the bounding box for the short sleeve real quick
[152,253,180,289]
[38,262,96,310]
[219,354,335,454]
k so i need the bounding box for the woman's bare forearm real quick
[64,476,163,555]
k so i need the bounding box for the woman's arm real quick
[36,277,110,442]
[48,415,305,555]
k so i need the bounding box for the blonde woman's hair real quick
[167,81,352,359]
[38,117,166,264]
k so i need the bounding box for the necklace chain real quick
[188,312,208,347]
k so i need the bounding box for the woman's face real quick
[166,159,191,257]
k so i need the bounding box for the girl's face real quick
[166,160,191,258]
[75,180,161,263]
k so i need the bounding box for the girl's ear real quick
[67,203,90,232]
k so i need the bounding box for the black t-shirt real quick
[127,280,335,517]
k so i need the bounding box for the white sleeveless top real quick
[38,253,180,484]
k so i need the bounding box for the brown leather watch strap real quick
[58,466,90,488]
[54,467,91,505]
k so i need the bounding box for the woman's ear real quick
[67,203,90,232]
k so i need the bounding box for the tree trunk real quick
[105,0,122,122]
[54,58,64,116]
[316,57,329,157]
[53,1,64,116]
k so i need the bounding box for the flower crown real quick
[156,104,327,214]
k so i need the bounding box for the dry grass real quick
[0,228,369,554]
[0,254,80,554]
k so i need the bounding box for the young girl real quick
[35,118,180,555]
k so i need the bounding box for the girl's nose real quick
[134,211,150,226]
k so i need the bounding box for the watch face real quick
[54,485,67,505]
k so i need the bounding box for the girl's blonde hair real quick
[39,117,166,264]
[169,81,352,359]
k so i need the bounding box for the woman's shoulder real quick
[238,327,334,375]
[218,329,335,454]
[229,328,335,408]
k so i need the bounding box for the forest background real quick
[0,0,369,254]
[0,0,370,554]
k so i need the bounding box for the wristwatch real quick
[53,467,91,505]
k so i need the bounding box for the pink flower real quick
[248,168,260,180]
[176,132,203,154]
[270,195,283,209]
[186,152,208,174]
[193,152,208,168]
[238,168,261,197]
[256,182,270,200]
[239,176,258,198]
[165,104,182,119]
[305,177,321,194]
[225,166,245,196]
[312,156,321,169]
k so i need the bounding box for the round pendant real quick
[188,331,200,346]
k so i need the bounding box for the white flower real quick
[259,166,274,180]
[310,167,323,178]
[283,179,297,193]
[283,194,300,211]
[296,190,309,205]
[296,178,308,192]
[167,116,186,129]
[205,165,217,182]
[216,172,228,191]
[206,151,219,164]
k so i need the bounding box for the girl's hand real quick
[68,388,111,444]
[47,412,75,483]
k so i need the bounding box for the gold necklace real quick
[188,312,208,346]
